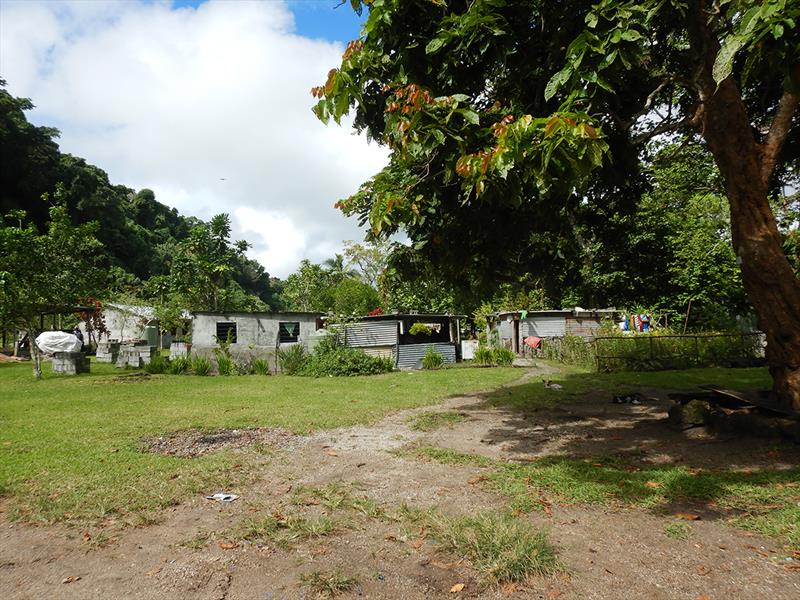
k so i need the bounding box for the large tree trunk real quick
[688,2,800,411]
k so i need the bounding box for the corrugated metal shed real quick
[397,343,457,369]
[338,321,399,348]
[523,315,567,337]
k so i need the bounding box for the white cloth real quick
[35,331,82,354]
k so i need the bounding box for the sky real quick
[0,0,388,278]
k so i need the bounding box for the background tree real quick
[314,0,800,409]
[0,196,104,378]
[343,239,391,287]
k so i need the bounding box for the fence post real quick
[594,338,599,372]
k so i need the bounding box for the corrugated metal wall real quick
[397,343,457,369]
[498,320,514,342]
[339,321,399,347]
[523,316,567,337]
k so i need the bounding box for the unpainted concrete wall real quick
[191,313,320,373]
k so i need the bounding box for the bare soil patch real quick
[140,428,301,458]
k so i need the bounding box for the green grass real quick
[300,570,358,598]
[391,503,559,582]
[0,360,521,524]
[409,446,800,550]
[236,513,343,547]
[482,362,771,412]
[663,521,693,540]
[406,410,466,431]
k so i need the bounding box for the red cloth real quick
[523,336,542,349]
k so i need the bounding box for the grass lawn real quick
[0,360,521,524]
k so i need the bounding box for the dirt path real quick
[2,366,798,599]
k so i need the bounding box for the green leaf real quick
[585,13,598,28]
[461,110,480,125]
[544,65,572,101]
[426,36,446,55]
[712,35,746,84]
[620,29,642,42]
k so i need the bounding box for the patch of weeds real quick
[397,446,493,467]
[435,511,559,582]
[406,411,465,432]
[300,570,357,598]
[236,513,343,548]
[392,505,558,583]
[663,521,692,540]
[731,505,800,550]
[180,529,214,550]
[291,482,386,520]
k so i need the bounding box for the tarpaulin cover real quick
[35,331,82,354]
[523,336,542,350]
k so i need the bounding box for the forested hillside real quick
[0,82,281,310]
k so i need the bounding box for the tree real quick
[313,0,800,410]
[167,214,268,313]
[0,197,104,378]
[280,260,335,312]
[332,277,382,316]
[343,239,391,287]
[323,253,359,283]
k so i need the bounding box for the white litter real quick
[206,493,239,503]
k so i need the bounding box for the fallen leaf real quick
[675,513,701,521]
[145,567,162,577]
[410,538,425,550]
[431,560,456,570]
[82,531,91,542]
[539,494,553,517]
[784,564,800,572]
[696,564,709,576]
[500,582,518,596]
[62,576,81,584]
[547,590,564,598]
[645,481,662,489]
[695,596,712,600]
[610,435,623,441]
[219,542,239,550]
[468,475,488,485]
[326,450,338,457]
[450,583,465,593]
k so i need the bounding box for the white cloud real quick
[0,0,388,277]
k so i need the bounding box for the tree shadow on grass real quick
[438,369,800,536]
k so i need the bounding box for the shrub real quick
[492,347,515,367]
[409,322,433,336]
[191,356,212,376]
[422,348,444,370]
[168,356,190,374]
[144,355,169,374]
[214,350,234,376]
[278,344,308,375]
[473,345,494,366]
[252,357,271,376]
[301,338,394,377]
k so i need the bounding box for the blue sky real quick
[171,0,364,42]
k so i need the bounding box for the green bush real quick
[214,350,234,376]
[144,355,169,374]
[542,335,595,368]
[252,357,271,375]
[301,337,394,377]
[473,345,494,366]
[492,347,515,367]
[168,356,190,375]
[278,344,308,375]
[191,356,211,376]
[409,322,433,336]
[422,348,444,370]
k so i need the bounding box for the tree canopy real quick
[314,0,800,408]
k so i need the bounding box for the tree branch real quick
[760,89,799,187]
